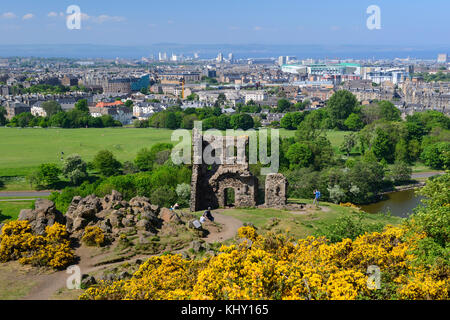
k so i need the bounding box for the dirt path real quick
[20,210,243,300]
[202,212,243,243]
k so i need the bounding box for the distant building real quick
[159,72,201,84]
[89,106,132,125]
[216,52,224,63]
[437,53,448,63]
[102,78,132,95]
[61,75,79,87]
[4,102,31,120]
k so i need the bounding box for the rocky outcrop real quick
[18,199,65,235]
[65,191,161,239]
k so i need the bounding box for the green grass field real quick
[0,200,35,222]
[0,127,175,177]
[0,127,350,176]
[0,127,433,192]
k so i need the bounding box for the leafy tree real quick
[180,114,197,129]
[327,90,358,128]
[135,148,153,171]
[74,99,89,112]
[340,133,357,156]
[41,100,63,117]
[124,100,133,109]
[0,106,7,126]
[150,186,177,208]
[230,113,254,130]
[62,154,88,185]
[280,112,305,130]
[421,142,450,169]
[286,143,313,169]
[344,113,364,131]
[378,101,401,121]
[175,183,191,207]
[395,138,410,163]
[388,161,412,185]
[372,128,395,163]
[277,99,291,112]
[165,112,180,129]
[37,163,61,187]
[92,150,122,177]
[9,112,35,127]
[412,173,450,247]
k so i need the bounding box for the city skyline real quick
[0,0,449,47]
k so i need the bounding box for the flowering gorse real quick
[80,225,448,300]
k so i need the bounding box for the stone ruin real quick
[264,173,288,208]
[190,129,288,211]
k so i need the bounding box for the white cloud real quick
[96,15,125,23]
[167,20,174,24]
[228,26,240,31]
[330,26,341,31]
[80,13,125,24]
[2,12,16,19]
[253,26,263,31]
[47,12,58,17]
[22,13,34,20]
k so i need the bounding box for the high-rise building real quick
[158,52,168,61]
[278,56,286,66]
[216,52,224,63]
[228,53,234,63]
[437,53,448,63]
[194,52,199,59]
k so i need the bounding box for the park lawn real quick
[195,199,403,240]
[0,127,354,177]
[0,127,176,177]
[0,199,36,222]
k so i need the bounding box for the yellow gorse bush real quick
[81,226,106,247]
[0,221,74,269]
[80,225,448,300]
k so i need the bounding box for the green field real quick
[0,200,35,222]
[0,127,351,176]
[0,127,175,177]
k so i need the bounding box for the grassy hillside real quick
[194,199,403,240]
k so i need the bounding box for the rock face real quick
[18,198,65,235]
[65,191,161,239]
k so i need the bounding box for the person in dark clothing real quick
[203,207,214,222]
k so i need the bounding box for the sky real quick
[0,0,448,47]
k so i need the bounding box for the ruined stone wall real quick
[190,130,258,211]
[264,173,288,207]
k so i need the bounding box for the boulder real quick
[190,240,204,253]
[108,210,124,228]
[98,219,113,233]
[81,275,97,288]
[160,208,182,224]
[17,199,65,235]
[101,190,123,210]
[121,217,134,228]
[136,219,151,231]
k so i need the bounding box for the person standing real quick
[313,189,321,206]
